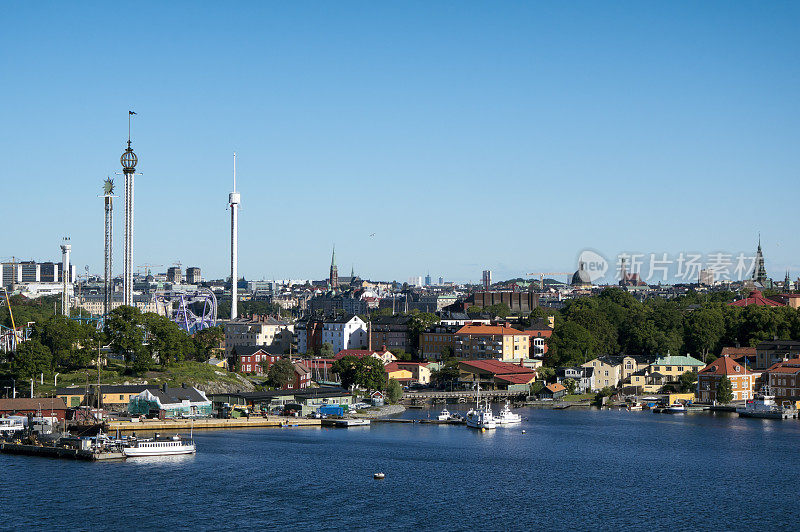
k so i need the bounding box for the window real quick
[120,395,124,400]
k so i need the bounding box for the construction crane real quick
[137,263,163,277]
[527,272,572,290]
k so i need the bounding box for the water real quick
[2,408,799,531]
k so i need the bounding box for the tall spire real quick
[752,235,767,286]
[329,245,339,289]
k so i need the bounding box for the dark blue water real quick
[2,408,799,531]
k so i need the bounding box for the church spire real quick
[329,245,339,289]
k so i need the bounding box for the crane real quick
[137,263,163,277]
[527,272,572,290]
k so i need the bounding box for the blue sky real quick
[1,2,798,283]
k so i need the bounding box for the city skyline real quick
[1,2,799,282]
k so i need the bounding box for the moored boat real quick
[664,402,686,413]
[465,385,496,429]
[122,434,196,457]
[494,401,522,425]
[737,387,797,419]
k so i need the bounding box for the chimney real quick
[162,383,168,393]
[182,382,187,389]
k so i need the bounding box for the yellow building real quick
[56,388,86,407]
[454,324,530,361]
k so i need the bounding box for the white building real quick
[322,314,368,352]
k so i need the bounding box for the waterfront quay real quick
[105,415,321,433]
[0,442,125,461]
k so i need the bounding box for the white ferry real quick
[0,416,25,436]
[494,401,522,425]
[437,408,452,421]
[737,387,797,419]
[122,434,196,457]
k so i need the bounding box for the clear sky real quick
[1,1,798,284]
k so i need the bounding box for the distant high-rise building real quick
[482,270,492,290]
[425,273,432,286]
[752,236,768,285]
[699,269,714,286]
[329,246,339,289]
[167,266,183,284]
[438,276,444,285]
[186,267,201,284]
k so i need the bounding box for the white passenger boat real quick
[0,416,25,435]
[494,401,522,425]
[437,408,452,421]
[122,434,196,457]
[737,387,797,419]
[465,385,496,429]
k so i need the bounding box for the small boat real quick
[494,401,522,425]
[664,402,686,413]
[374,472,385,480]
[122,433,196,457]
[627,403,643,411]
[437,408,452,421]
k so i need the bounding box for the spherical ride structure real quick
[154,288,218,335]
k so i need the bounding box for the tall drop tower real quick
[229,153,241,320]
[121,112,138,306]
[102,177,116,315]
[61,237,72,315]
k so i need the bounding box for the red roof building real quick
[334,347,397,365]
[763,358,800,402]
[0,398,69,422]
[727,290,784,307]
[458,359,536,390]
[697,355,758,403]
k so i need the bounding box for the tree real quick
[485,303,511,319]
[529,381,544,395]
[678,370,698,393]
[547,321,596,367]
[267,359,296,388]
[332,355,360,389]
[563,378,577,395]
[432,359,460,388]
[716,377,734,404]
[466,305,482,315]
[320,342,334,356]
[356,356,388,391]
[142,313,191,367]
[11,340,52,379]
[193,326,224,362]
[386,378,403,403]
[105,306,146,369]
[684,306,725,362]
[392,349,412,361]
[331,355,387,391]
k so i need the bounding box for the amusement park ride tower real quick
[229,153,240,320]
[121,112,138,307]
[60,237,71,315]
[102,177,116,316]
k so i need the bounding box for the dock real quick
[0,442,125,461]
[321,418,371,428]
[373,418,465,425]
[105,416,321,433]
